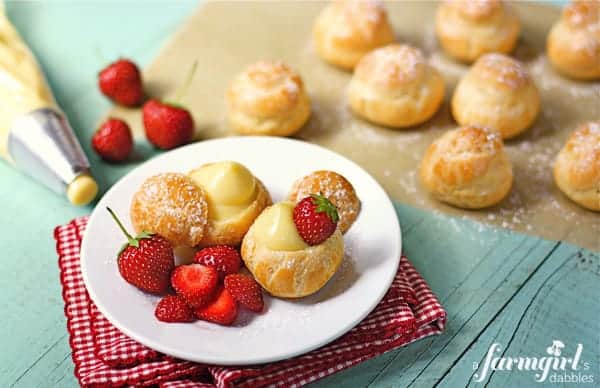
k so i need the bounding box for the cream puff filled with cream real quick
[241,202,344,298]
[189,161,272,246]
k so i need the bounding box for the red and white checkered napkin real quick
[55,217,446,388]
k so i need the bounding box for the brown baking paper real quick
[107,1,599,251]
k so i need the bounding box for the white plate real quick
[81,136,401,365]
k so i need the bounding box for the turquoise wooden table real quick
[1,1,597,387]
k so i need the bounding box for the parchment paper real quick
[108,1,599,251]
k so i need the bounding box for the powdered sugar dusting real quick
[131,173,208,247]
[564,121,600,176]
[476,53,531,89]
[290,171,361,233]
[244,60,302,98]
[359,44,426,85]
[333,0,389,40]
[564,0,599,28]
[528,56,600,100]
[446,0,501,19]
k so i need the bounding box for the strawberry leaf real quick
[310,193,339,223]
[136,230,154,240]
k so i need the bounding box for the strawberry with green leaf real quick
[107,207,174,294]
[293,194,340,245]
[142,61,198,149]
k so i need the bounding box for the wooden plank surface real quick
[439,244,599,387]
[5,203,598,388]
[2,1,598,388]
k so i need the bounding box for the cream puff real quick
[451,53,540,139]
[289,170,360,233]
[188,161,272,246]
[419,125,513,209]
[241,202,344,298]
[435,0,520,63]
[554,121,600,211]
[547,0,600,80]
[348,44,445,128]
[226,60,311,136]
[313,0,395,70]
[130,173,209,247]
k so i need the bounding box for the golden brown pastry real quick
[313,0,395,70]
[547,0,600,80]
[435,0,520,63]
[130,173,208,247]
[419,125,513,209]
[241,202,344,298]
[288,170,360,233]
[554,121,600,211]
[188,161,272,246]
[451,53,540,139]
[348,44,445,128]
[226,60,311,136]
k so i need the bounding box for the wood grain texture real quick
[313,204,560,388]
[439,244,599,387]
[0,2,197,388]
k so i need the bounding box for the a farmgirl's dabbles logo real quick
[472,340,594,384]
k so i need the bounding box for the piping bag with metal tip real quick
[0,4,98,205]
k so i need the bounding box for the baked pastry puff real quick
[313,0,395,70]
[553,121,600,211]
[547,0,600,80]
[348,44,445,128]
[289,170,360,233]
[419,125,513,209]
[241,202,344,298]
[130,173,208,247]
[226,60,311,136]
[188,161,272,246]
[451,53,540,139]
[435,0,520,63]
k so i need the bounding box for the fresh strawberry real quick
[171,264,218,308]
[91,118,133,162]
[142,99,193,149]
[224,274,264,313]
[194,245,241,278]
[155,295,195,323]
[195,287,238,325]
[107,207,174,294]
[98,59,144,106]
[293,194,339,245]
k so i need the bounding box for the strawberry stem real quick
[106,207,136,246]
[174,60,198,104]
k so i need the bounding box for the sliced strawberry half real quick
[171,264,218,308]
[155,295,195,323]
[193,245,241,278]
[195,287,238,326]
[224,273,264,313]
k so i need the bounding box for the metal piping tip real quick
[7,107,98,205]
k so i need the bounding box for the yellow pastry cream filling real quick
[252,201,309,251]
[189,161,258,221]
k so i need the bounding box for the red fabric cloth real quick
[55,217,446,388]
